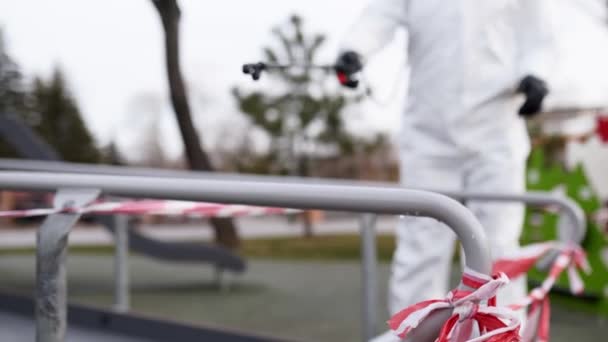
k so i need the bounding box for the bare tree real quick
[150,0,239,248]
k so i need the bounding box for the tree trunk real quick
[151,0,239,249]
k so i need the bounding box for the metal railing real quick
[357,192,586,340]
[0,158,587,243]
[0,159,588,342]
[0,170,493,342]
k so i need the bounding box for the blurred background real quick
[0,1,607,341]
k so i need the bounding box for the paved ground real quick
[0,311,150,341]
[0,215,399,248]
[0,254,606,341]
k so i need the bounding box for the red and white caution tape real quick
[493,243,591,342]
[388,269,521,342]
[388,242,591,342]
[0,199,301,219]
[492,242,558,280]
[493,242,590,296]
[597,115,608,143]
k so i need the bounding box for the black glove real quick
[517,75,549,117]
[335,51,363,89]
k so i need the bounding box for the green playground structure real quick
[523,147,608,315]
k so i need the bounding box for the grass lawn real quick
[242,234,396,262]
[1,234,605,316]
[0,234,398,262]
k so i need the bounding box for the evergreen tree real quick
[100,141,124,166]
[29,69,100,163]
[0,29,35,157]
[1,29,100,163]
[233,15,371,236]
[233,15,363,176]
[0,30,27,116]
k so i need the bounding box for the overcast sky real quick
[0,0,406,160]
[4,0,608,161]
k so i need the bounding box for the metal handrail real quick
[0,170,491,342]
[440,190,586,243]
[0,159,588,342]
[0,158,587,243]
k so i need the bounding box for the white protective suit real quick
[341,0,554,338]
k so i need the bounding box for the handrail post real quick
[360,214,378,342]
[36,188,99,342]
[113,214,130,312]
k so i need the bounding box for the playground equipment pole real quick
[35,189,100,342]
[360,214,379,342]
[113,214,130,313]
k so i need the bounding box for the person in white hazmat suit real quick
[334,1,553,340]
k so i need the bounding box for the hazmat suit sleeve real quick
[514,0,555,83]
[340,0,408,60]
